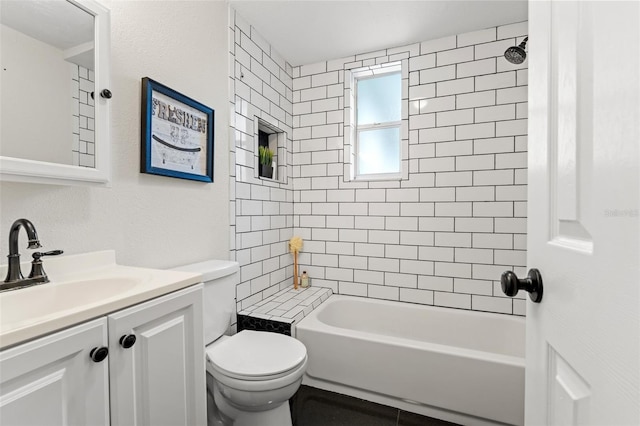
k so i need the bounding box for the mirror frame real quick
[0,0,111,186]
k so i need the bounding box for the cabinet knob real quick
[100,89,112,99]
[90,346,109,363]
[119,334,137,349]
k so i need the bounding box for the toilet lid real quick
[206,330,307,380]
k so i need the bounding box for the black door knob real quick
[100,89,112,99]
[501,268,543,303]
[119,334,137,349]
[89,346,109,362]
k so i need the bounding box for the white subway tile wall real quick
[229,11,296,326]
[229,14,528,317]
[71,64,95,167]
[290,21,528,315]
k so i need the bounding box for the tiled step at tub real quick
[237,286,332,337]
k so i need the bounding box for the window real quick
[354,65,402,179]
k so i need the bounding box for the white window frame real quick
[352,62,403,180]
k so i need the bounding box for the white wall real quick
[0,1,230,268]
[1,24,73,165]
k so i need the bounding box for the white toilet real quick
[173,260,307,426]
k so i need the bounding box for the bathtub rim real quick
[295,294,525,368]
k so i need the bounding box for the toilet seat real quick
[206,330,307,382]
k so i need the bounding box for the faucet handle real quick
[28,250,63,282]
[32,250,64,260]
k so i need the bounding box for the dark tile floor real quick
[291,385,460,426]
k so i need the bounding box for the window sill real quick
[353,172,403,182]
[259,175,282,183]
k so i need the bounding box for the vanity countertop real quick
[0,250,202,350]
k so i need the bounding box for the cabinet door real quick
[108,285,206,426]
[0,318,110,426]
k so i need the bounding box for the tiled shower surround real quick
[229,11,296,320]
[71,64,95,168]
[230,12,528,317]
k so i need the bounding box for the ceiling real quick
[1,0,93,50]
[229,0,528,66]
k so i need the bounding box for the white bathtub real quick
[295,295,525,426]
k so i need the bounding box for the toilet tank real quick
[171,260,239,345]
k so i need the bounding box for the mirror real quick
[0,0,111,185]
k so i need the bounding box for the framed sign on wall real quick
[141,77,214,182]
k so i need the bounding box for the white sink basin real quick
[0,250,202,349]
[1,276,144,323]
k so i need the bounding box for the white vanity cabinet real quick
[108,284,206,426]
[0,284,206,426]
[0,318,110,425]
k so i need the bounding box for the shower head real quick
[504,37,528,65]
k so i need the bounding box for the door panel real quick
[139,316,189,426]
[549,0,593,251]
[547,347,590,425]
[0,318,109,426]
[108,285,205,426]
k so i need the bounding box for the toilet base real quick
[208,376,293,426]
[207,373,226,426]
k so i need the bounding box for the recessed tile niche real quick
[255,117,286,183]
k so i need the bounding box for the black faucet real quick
[2,219,62,291]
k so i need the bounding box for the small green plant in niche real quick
[258,145,274,179]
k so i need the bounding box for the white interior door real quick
[526,1,639,425]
